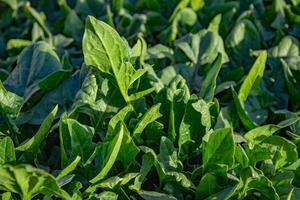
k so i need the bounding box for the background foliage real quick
[1,0,300,199]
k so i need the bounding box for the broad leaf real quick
[83,16,154,102]
[203,128,235,171]
[0,164,70,200]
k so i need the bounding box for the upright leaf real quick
[179,95,211,154]
[90,123,124,183]
[56,156,81,180]
[59,114,95,166]
[238,51,267,102]
[83,16,154,102]
[199,53,223,101]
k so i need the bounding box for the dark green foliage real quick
[1,0,300,199]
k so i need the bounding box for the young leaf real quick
[83,16,154,102]
[56,156,81,180]
[199,53,222,101]
[107,104,134,136]
[208,14,222,32]
[232,87,257,130]
[238,50,267,102]
[90,123,124,183]
[132,103,162,139]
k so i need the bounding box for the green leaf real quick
[190,0,204,11]
[179,95,211,153]
[199,53,222,101]
[16,71,82,125]
[88,191,118,200]
[0,137,15,165]
[83,16,153,102]
[146,44,174,61]
[225,19,261,68]
[116,124,139,167]
[90,123,124,183]
[232,87,257,130]
[282,59,300,103]
[230,167,280,200]
[133,103,162,139]
[86,173,137,193]
[56,156,81,180]
[0,164,71,200]
[263,136,298,169]
[244,118,298,148]
[6,39,31,52]
[131,36,147,67]
[106,106,139,166]
[0,80,22,117]
[16,105,58,153]
[112,0,124,13]
[4,42,69,108]
[208,14,222,32]
[0,0,17,10]
[155,75,190,141]
[175,29,228,65]
[83,15,128,94]
[129,153,154,191]
[196,173,219,199]
[138,190,177,200]
[1,192,12,200]
[23,3,52,42]
[71,73,99,119]
[64,11,84,41]
[107,104,134,136]
[203,128,235,171]
[128,86,155,102]
[235,144,249,168]
[169,0,190,22]
[158,136,182,171]
[268,36,299,60]
[59,114,95,166]
[238,50,267,102]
